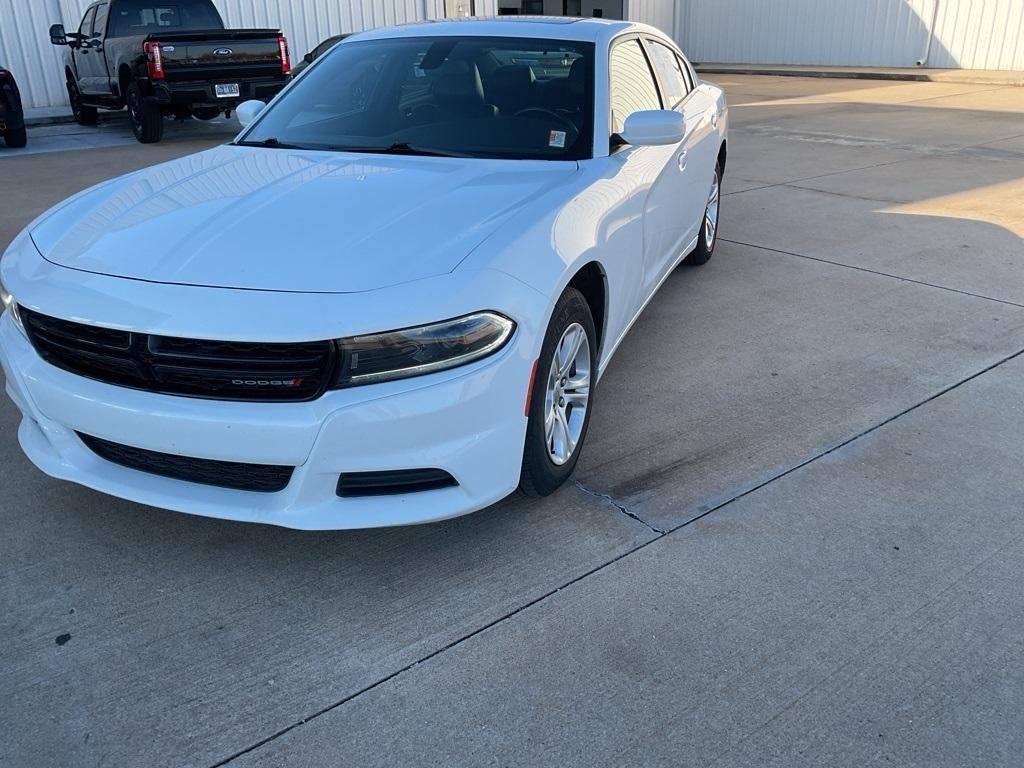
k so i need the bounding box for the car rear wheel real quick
[126,81,163,144]
[686,161,722,267]
[519,287,596,497]
[3,127,27,148]
[67,78,98,127]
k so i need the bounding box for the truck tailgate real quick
[149,30,284,80]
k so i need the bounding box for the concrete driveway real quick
[2,76,1023,768]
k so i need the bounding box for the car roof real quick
[349,17,663,46]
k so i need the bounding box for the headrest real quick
[431,60,486,107]
[567,58,586,90]
[491,64,537,93]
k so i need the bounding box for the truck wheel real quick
[3,127,28,149]
[67,78,98,126]
[126,81,163,144]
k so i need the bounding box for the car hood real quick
[31,145,577,293]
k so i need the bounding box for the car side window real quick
[608,38,662,135]
[79,6,97,37]
[646,40,689,108]
[92,3,109,38]
[678,53,697,92]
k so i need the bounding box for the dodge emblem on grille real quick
[232,378,305,387]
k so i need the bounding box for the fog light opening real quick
[337,468,458,497]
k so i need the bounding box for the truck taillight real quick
[144,41,164,80]
[278,35,291,74]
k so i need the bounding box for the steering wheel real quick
[513,107,577,132]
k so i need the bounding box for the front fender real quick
[459,157,646,374]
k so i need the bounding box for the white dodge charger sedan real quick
[0,18,727,529]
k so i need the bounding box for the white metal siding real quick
[625,0,676,39]
[2,0,499,111]
[677,0,1024,71]
[0,0,68,109]
[928,0,1024,70]
[4,0,1022,110]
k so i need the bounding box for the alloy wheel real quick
[544,322,591,466]
[704,172,720,248]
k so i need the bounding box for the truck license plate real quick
[215,83,240,98]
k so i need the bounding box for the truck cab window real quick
[92,3,110,38]
[79,6,97,38]
[111,1,224,36]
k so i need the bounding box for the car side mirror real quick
[236,100,267,128]
[304,53,314,64]
[49,24,68,46]
[619,110,685,147]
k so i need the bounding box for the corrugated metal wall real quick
[927,0,1024,69]
[1,0,498,111]
[0,0,67,109]
[676,0,1024,71]
[4,0,1022,110]
[625,0,676,38]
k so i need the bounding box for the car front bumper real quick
[0,305,534,530]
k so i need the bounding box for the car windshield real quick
[241,36,595,161]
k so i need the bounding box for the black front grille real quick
[78,432,294,493]
[22,310,337,402]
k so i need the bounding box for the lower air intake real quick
[337,468,457,497]
[77,432,294,493]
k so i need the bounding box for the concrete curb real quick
[695,64,1024,87]
[25,110,126,127]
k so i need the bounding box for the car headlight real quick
[332,311,515,388]
[0,274,26,338]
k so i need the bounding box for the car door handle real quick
[677,150,687,171]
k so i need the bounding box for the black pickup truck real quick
[50,0,290,143]
[0,66,27,148]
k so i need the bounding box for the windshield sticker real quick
[548,130,567,149]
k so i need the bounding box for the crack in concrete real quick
[208,344,1024,768]
[720,238,1024,310]
[721,158,910,198]
[575,481,667,535]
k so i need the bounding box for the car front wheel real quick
[519,287,596,497]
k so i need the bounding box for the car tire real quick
[126,81,163,144]
[519,286,597,497]
[3,127,27,149]
[67,78,98,127]
[686,161,722,267]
